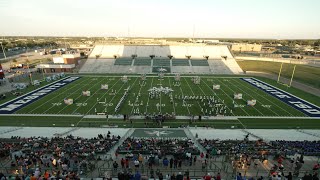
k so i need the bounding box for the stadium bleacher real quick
[114,58,133,66]
[153,58,171,66]
[190,60,209,66]
[81,45,243,74]
[134,58,152,66]
[172,59,190,66]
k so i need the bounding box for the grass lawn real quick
[237,60,320,89]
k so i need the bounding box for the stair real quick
[106,128,135,159]
[0,127,23,135]
[54,127,80,137]
[296,129,320,138]
[184,128,206,153]
[241,129,264,140]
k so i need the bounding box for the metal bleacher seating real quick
[134,58,152,66]
[81,45,243,74]
[153,58,170,66]
[114,58,133,65]
[190,60,209,66]
[172,59,190,66]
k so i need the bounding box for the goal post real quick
[277,62,284,83]
[277,62,296,88]
[289,64,297,87]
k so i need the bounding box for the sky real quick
[0,0,319,39]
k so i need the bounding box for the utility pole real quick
[192,24,195,43]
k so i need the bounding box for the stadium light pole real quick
[0,42,6,59]
[40,59,45,80]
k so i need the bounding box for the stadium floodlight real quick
[0,42,6,59]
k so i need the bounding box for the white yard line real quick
[168,77,176,114]
[145,77,154,113]
[37,77,91,114]
[104,77,139,114]
[75,78,138,126]
[218,80,264,116]
[201,78,249,116]
[195,78,236,116]
[27,78,88,114]
[83,78,122,115]
[231,79,295,117]
[129,79,147,115]
[211,78,252,116]
[229,79,279,116]
[54,78,107,114]
[178,85,191,115]
[182,77,203,113]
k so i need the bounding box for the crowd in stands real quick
[270,140,320,156]
[198,139,320,157]
[112,138,205,179]
[117,138,200,157]
[0,132,120,180]
[198,138,320,179]
[1,133,320,180]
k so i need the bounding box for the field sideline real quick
[0,116,320,129]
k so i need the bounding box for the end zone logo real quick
[241,78,320,117]
[0,77,80,114]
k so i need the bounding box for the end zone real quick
[0,77,81,114]
[241,78,320,117]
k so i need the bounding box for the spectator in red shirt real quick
[216,173,221,180]
[203,173,211,180]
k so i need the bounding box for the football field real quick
[9,75,307,117]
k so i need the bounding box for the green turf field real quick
[10,75,306,117]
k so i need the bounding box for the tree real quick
[314,40,320,47]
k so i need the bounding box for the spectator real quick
[176,172,183,180]
[121,158,125,169]
[302,173,312,180]
[113,161,119,171]
[134,159,140,168]
[43,170,49,179]
[104,171,111,180]
[134,171,141,180]
[313,172,319,180]
[285,172,293,180]
[203,173,211,180]
[158,173,163,180]
[171,173,176,180]
[30,173,37,180]
[170,158,173,169]
[163,158,169,168]
[34,168,41,178]
[125,158,129,168]
[216,172,221,180]
[166,174,170,180]
[237,173,243,180]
